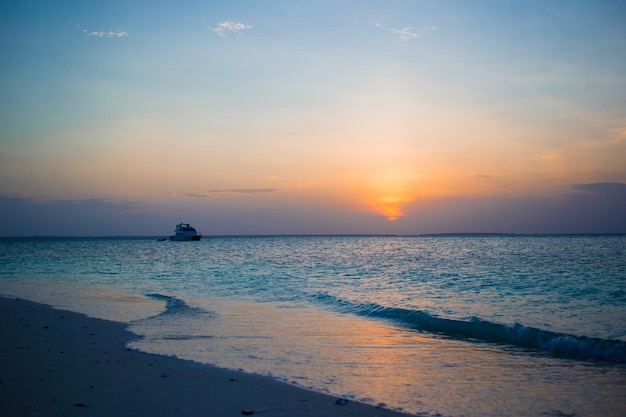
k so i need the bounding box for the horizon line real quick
[2,233,626,239]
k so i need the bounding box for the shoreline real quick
[0,296,412,417]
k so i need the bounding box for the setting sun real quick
[360,176,417,221]
[371,196,409,221]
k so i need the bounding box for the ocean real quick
[1,235,625,417]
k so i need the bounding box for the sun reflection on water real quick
[130,298,620,417]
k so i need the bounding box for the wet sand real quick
[0,296,411,417]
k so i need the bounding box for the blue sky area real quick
[1,1,625,235]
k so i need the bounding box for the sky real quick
[1,0,626,236]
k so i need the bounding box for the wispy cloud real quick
[187,188,278,198]
[211,21,253,37]
[0,195,144,214]
[76,24,128,38]
[89,31,129,38]
[389,27,418,41]
[377,23,438,41]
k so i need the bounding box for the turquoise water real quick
[1,235,625,416]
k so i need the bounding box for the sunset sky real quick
[1,0,626,236]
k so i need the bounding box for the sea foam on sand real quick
[0,296,410,417]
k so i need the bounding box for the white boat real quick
[168,223,202,241]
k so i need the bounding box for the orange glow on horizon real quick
[362,189,415,221]
[376,199,406,221]
[344,168,415,221]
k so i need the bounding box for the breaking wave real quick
[145,293,210,318]
[314,293,626,363]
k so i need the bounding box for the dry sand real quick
[0,296,413,417]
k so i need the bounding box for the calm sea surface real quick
[1,235,625,417]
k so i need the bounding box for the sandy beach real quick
[0,296,411,417]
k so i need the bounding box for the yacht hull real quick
[168,235,201,241]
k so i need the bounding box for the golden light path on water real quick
[128,296,622,417]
